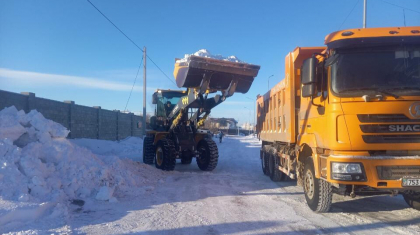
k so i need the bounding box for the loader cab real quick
[151,89,186,130]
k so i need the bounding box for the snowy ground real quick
[1,107,420,234]
[2,135,420,234]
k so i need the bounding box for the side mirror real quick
[301,57,317,98]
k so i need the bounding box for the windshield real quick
[156,92,183,117]
[331,45,420,97]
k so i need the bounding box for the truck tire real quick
[268,149,285,182]
[155,139,176,171]
[303,157,332,212]
[403,192,420,211]
[197,138,219,171]
[143,136,155,164]
[261,151,269,176]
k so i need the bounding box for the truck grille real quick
[362,135,420,143]
[360,124,420,133]
[377,166,420,180]
[358,114,418,123]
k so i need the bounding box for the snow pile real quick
[0,106,161,205]
[177,49,244,63]
[70,137,143,161]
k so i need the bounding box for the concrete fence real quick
[0,89,143,140]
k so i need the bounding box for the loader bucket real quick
[174,56,260,94]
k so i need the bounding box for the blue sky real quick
[1,0,419,125]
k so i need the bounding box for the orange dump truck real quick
[256,26,420,212]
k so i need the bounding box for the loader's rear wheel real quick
[403,192,420,211]
[143,136,155,164]
[268,149,285,182]
[303,157,332,213]
[197,138,219,171]
[261,151,269,176]
[155,139,176,171]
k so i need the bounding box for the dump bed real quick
[256,47,325,144]
[174,55,260,93]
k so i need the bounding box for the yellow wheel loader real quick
[143,55,260,171]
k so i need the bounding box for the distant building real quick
[241,122,254,131]
[207,117,238,129]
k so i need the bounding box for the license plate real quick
[402,178,420,187]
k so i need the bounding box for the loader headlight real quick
[332,163,362,174]
[331,162,366,181]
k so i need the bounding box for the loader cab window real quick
[155,92,184,117]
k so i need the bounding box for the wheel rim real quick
[156,147,163,166]
[305,170,315,199]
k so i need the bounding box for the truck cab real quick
[257,26,420,212]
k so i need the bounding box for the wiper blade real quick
[339,87,399,99]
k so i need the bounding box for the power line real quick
[87,0,143,52]
[146,55,177,86]
[338,0,361,30]
[124,56,143,112]
[378,0,420,14]
[86,0,177,87]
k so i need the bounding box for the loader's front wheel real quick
[403,192,420,211]
[303,157,332,213]
[143,136,155,164]
[155,139,176,171]
[197,138,219,171]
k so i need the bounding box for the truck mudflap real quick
[174,55,260,94]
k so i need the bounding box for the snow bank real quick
[70,137,143,161]
[177,49,244,63]
[0,106,166,229]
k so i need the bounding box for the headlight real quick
[331,162,366,181]
[332,162,362,174]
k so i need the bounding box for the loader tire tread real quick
[156,139,176,171]
[197,138,219,171]
[143,136,155,164]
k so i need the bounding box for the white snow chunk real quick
[109,197,119,203]
[95,186,114,201]
[0,106,26,142]
[177,49,245,63]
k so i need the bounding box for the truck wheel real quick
[261,151,269,175]
[303,157,332,212]
[268,150,285,182]
[403,192,420,211]
[197,138,219,171]
[155,139,176,171]
[143,136,155,164]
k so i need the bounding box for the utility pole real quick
[237,119,240,136]
[142,47,147,137]
[363,0,367,28]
